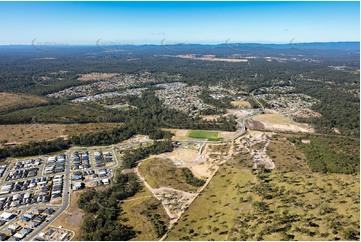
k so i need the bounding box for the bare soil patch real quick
[176,54,248,62]
[253,113,292,124]
[199,115,221,121]
[231,100,252,109]
[248,120,265,130]
[175,129,189,137]
[220,131,235,140]
[250,114,314,133]
[120,134,151,144]
[173,148,199,162]
[77,72,118,81]
[51,190,85,241]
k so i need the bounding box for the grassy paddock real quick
[138,158,200,192]
[121,184,169,240]
[167,134,360,241]
[166,163,256,241]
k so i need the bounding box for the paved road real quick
[25,148,72,241]
[250,92,265,110]
[25,141,152,240]
[22,91,268,240]
[232,109,262,141]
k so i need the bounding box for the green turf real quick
[118,105,130,111]
[187,130,220,141]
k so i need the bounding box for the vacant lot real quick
[176,54,248,63]
[172,148,198,162]
[250,114,314,133]
[231,100,252,109]
[121,184,169,240]
[0,92,47,112]
[139,158,199,192]
[78,72,118,81]
[267,137,310,172]
[187,130,221,141]
[167,135,360,240]
[208,143,231,154]
[0,123,121,145]
[104,104,131,111]
[166,163,256,241]
[51,190,85,241]
[253,113,292,125]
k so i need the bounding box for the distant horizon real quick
[1,40,360,47]
[0,1,359,45]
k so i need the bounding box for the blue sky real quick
[0,1,359,45]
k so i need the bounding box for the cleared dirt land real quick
[0,92,47,111]
[250,113,314,133]
[0,123,121,145]
[51,190,85,241]
[172,148,199,162]
[253,113,293,124]
[77,72,118,81]
[175,54,248,63]
[231,100,252,109]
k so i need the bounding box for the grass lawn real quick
[139,158,200,192]
[187,130,221,141]
[119,105,130,111]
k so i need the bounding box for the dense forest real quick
[122,140,173,168]
[295,81,360,137]
[198,90,233,113]
[0,138,70,160]
[0,44,359,138]
[126,91,237,131]
[182,168,206,187]
[77,173,141,240]
[289,135,360,174]
[0,91,237,131]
